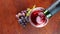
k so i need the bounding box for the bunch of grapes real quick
[16,10,29,27]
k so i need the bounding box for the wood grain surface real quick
[0,0,60,34]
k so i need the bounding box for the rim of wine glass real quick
[29,7,48,28]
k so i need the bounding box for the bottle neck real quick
[43,10,52,19]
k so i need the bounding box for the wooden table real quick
[0,0,60,34]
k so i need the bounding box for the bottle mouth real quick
[29,7,48,28]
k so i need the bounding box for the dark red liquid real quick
[30,10,47,25]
